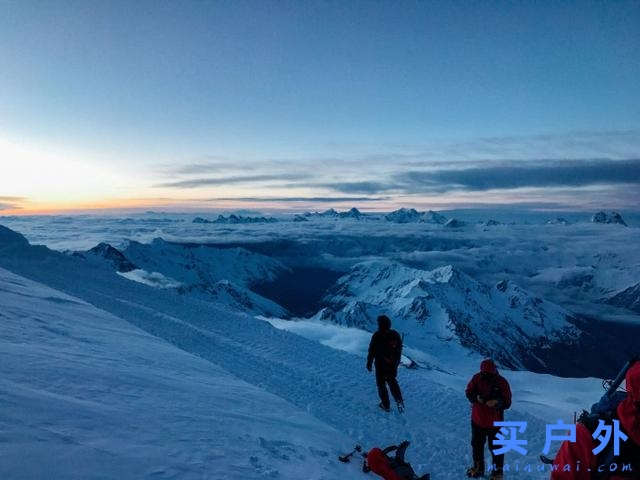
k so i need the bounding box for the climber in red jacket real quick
[364,441,429,480]
[465,359,512,480]
[551,360,640,480]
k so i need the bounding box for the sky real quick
[1,0,639,214]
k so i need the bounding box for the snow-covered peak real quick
[124,239,288,287]
[193,214,278,224]
[546,217,570,225]
[384,208,448,224]
[86,242,137,272]
[605,281,640,313]
[318,260,581,372]
[304,207,364,220]
[384,208,423,223]
[423,210,448,224]
[444,218,466,228]
[305,208,340,217]
[591,211,627,226]
[345,260,458,291]
[339,207,363,219]
[120,239,290,315]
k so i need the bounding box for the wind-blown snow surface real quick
[0,267,361,480]
[0,225,611,479]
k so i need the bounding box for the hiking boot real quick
[378,402,391,412]
[466,466,484,478]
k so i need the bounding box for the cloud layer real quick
[143,130,640,211]
[0,196,26,211]
[155,173,311,189]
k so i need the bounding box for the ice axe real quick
[338,444,363,463]
[602,355,638,398]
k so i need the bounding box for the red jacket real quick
[366,448,404,480]
[550,361,640,480]
[617,361,640,446]
[550,423,596,480]
[465,359,512,428]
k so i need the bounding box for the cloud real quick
[0,203,21,211]
[203,196,388,203]
[395,158,640,192]
[146,130,640,211]
[155,173,311,188]
[0,196,26,211]
[0,196,26,201]
[317,181,398,194]
[171,162,242,175]
[291,159,640,197]
[390,129,640,163]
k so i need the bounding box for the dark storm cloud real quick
[155,173,311,188]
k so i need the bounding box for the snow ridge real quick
[316,260,581,370]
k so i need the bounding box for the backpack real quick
[577,361,638,477]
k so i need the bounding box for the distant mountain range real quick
[314,260,601,374]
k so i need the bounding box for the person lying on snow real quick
[550,360,640,480]
[363,440,430,480]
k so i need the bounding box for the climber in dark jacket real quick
[367,315,404,412]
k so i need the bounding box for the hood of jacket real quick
[480,359,498,375]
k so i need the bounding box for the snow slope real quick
[0,224,609,479]
[120,238,288,316]
[605,282,640,314]
[260,315,604,422]
[0,267,362,480]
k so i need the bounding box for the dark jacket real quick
[367,328,403,372]
[465,359,512,428]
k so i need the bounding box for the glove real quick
[366,363,372,372]
[486,399,499,408]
